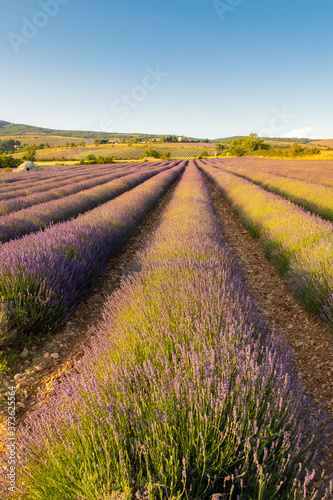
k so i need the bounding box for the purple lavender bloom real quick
[0,163,184,338]
[3,161,331,500]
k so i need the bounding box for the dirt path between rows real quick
[1,167,333,492]
[205,174,333,479]
[0,173,183,431]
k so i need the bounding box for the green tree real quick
[162,151,171,160]
[215,142,225,155]
[141,149,161,159]
[199,148,209,157]
[86,154,96,161]
[229,145,247,157]
[0,155,21,168]
[290,143,306,156]
[22,146,37,161]
[309,147,321,155]
[229,133,270,156]
[128,138,139,146]
[96,156,115,164]
[0,139,21,154]
[162,135,178,143]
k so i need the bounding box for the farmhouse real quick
[17,161,40,172]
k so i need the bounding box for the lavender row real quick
[0,160,171,194]
[0,164,115,199]
[0,164,179,244]
[0,161,150,195]
[0,162,100,187]
[10,161,332,499]
[1,161,173,203]
[0,162,134,199]
[214,159,333,222]
[0,162,185,343]
[0,163,71,184]
[0,161,169,196]
[198,160,333,328]
[0,164,142,214]
[0,160,172,197]
[210,157,333,188]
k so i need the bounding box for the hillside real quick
[0,120,160,141]
[309,139,333,148]
[0,120,325,145]
[1,121,331,164]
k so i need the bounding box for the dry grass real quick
[309,139,333,148]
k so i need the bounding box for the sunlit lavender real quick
[0,162,184,342]
[198,159,333,331]
[5,162,331,500]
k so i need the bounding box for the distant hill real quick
[0,120,163,141]
[0,121,11,129]
[214,136,245,142]
[0,120,207,143]
[0,121,324,144]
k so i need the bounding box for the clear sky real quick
[0,0,332,139]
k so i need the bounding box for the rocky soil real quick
[1,168,333,492]
[206,175,333,481]
[0,174,183,430]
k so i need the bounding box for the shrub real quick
[83,155,115,165]
[86,154,96,161]
[229,145,247,156]
[199,148,209,157]
[290,143,306,156]
[141,149,161,159]
[0,155,20,169]
[229,134,270,156]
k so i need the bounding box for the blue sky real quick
[0,0,332,139]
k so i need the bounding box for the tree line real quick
[215,134,322,158]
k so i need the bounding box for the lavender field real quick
[202,157,333,187]
[213,158,333,221]
[198,158,333,329]
[1,160,333,499]
[0,162,184,342]
[0,163,177,243]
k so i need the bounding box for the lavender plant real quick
[198,161,333,330]
[0,163,133,208]
[0,163,185,342]
[211,157,333,188]
[0,161,170,205]
[0,163,100,190]
[0,161,166,197]
[7,161,332,500]
[0,163,175,243]
[220,167,333,223]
